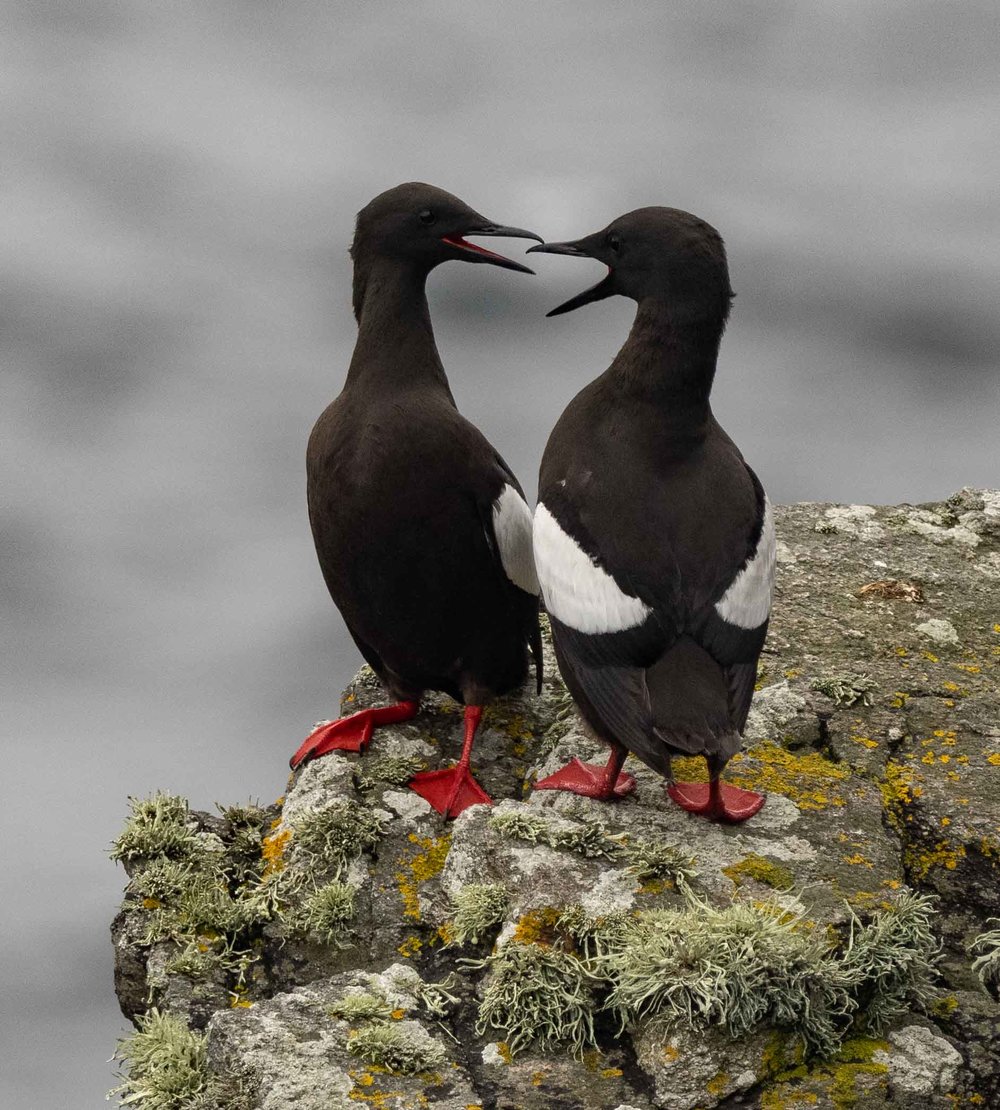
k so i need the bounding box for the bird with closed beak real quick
[291,183,543,819]
[527,207,773,823]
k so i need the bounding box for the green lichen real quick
[809,673,876,708]
[615,836,697,884]
[355,754,424,793]
[472,940,600,1057]
[289,879,356,946]
[110,1008,208,1108]
[116,795,299,1014]
[450,883,509,945]
[601,890,853,1056]
[217,802,268,885]
[414,974,461,1018]
[489,808,614,859]
[723,853,795,891]
[157,935,251,986]
[132,859,202,906]
[969,919,1000,990]
[112,793,200,863]
[839,892,939,1033]
[346,1022,448,1074]
[600,886,938,1058]
[138,867,248,947]
[327,990,395,1024]
[288,801,384,876]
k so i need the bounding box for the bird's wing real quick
[475,454,543,692]
[485,482,539,596]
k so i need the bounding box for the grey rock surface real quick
[110,491,1000,1109]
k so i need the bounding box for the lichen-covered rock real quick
[110,490,1000,1108]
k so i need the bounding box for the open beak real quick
[527,239,616,316]
[442,223,543,275]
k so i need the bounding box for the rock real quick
[109,491,1000,1108]
[916,617,960,646]
[876,1024,963,1096]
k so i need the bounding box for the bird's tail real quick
[648,636,741,764]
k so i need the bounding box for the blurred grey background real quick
[3,1,998,1105]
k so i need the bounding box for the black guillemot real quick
[526,207,774,823]
[291,183,543,818]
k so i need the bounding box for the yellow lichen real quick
[931,994,959,1017]
[395,833,451,921]
[843,853,874,869]
[511,908,562,946]
[601,1067,623,1079]
[907,839,966,881]
[723,854,795,890]
[261,827,291,877]
[397,935,422,958]
[408,834,451,881]
[706,1071,731,1096]
[728,743,850,811]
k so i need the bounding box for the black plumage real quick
[292,183,542,818]
[528,207,774,822]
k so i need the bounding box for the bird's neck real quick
[346,258,453,396]
[610,298,725,425]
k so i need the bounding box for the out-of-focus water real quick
[3,2,998,1104]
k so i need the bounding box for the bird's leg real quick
[290,700,419,769]
[533,742,636,800]
[409,705,492,818]
[667,756,765,823]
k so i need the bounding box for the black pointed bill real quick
[527,239,615,316]
[442,223,543,275]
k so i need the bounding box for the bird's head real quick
[351,182,542,277]
[528,207,733,322]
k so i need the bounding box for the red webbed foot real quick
[534,756,636,800]
[410,763,492,818]
[290,700,418,768]
[407,704,491,818]
[667,780,765,824]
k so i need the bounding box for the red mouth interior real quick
[440,235,515,264]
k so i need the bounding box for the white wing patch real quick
[714,496,776,630]
[533,502,651,634]
[492,484,539,595]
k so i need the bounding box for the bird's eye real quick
[418,209,436,225]
[607,233,622,253]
